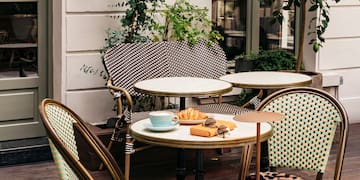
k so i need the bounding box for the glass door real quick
[212,0,247,60]
[0,0,48,141]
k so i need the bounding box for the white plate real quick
[144,122,179,132]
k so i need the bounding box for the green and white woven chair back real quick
[45,103,79,180]
[259,90,342,173]
[49,139,78,180]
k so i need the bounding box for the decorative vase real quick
[235,58,254,72]
[11,14,36,42]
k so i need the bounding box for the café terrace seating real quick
[96,41,254,179]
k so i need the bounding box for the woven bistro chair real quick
[104,41,251,117]
[39,99,125,180]
[246,87,349,180]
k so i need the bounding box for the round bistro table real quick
[219,71,312,90]
[133,77,234,180]
[130,113,273,180]
[134,76,233,110]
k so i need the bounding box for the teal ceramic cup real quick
[149,111,179,127]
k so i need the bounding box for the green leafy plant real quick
[151,0,223,45]
[252,49,298,71]
[234,49,299,72]
[103,0,223,52]
[271,0,341,72]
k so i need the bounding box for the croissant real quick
[177,108,208,120]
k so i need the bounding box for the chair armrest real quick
[241,90,263,109]
[107,79,133,116]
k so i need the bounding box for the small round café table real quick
[134,76,233,110]
[234,111,285,180]
[219,71,312,90]
[133,77,233,180]
[130,113,273,180]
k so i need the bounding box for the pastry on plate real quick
[177,108,208,120]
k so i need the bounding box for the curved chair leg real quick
[125,134,135,180]
[99,141,115,170]
[238,144,254,180]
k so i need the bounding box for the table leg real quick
[176,99,186,180]
[195,149,204,180]
[180,97,186,110]
[260,141,269,171]
[176,149,186,180]
[238,145,253,180]
[256,123,261,180]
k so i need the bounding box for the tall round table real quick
[133,77,233,180]
[134,77,233,110]
[130,113,273,180]
[219,71,312,90]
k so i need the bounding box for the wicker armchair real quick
[247,87,349,180]
[39,99,125,180]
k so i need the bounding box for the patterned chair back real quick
[103,41,227,96]
[39,99,124,180]
[43,101,82,180]
[256,87,348,179]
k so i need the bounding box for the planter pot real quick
[300,71,322,89]
[235,58,254,72]
[282,70,323,89]
[11,14,36,42]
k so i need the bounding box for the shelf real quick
[0,43,37,48]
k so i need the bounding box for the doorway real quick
[0,1,48,141]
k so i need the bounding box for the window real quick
[0,2,38,78]
[212,0,296,60]
[259,0,295,50]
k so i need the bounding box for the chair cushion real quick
[247,172,303,180]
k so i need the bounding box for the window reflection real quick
[0,2,37,78]
[259,0,295,51]
[212,0,295,60]
[213,0,247,60]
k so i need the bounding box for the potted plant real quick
[235,49,298,72]
[234,52,256,72]
[9,2,37,42]
[150,0,223,45]
[268,0,342,89]
[272,0,341,73]
[104,0,223,50]
[103,0,224,111]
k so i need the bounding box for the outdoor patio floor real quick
[0,123,359,180]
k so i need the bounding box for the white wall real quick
[304,1,360,123]
[56,0,360,124]
[53,0,212,124]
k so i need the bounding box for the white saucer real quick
[144,122,179,132]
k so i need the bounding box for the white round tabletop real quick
[130,113,273,149]
[219,71,312,89]
[133,77,233,97]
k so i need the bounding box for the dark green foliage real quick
[234,49,299,71]
[252,50,298,71]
